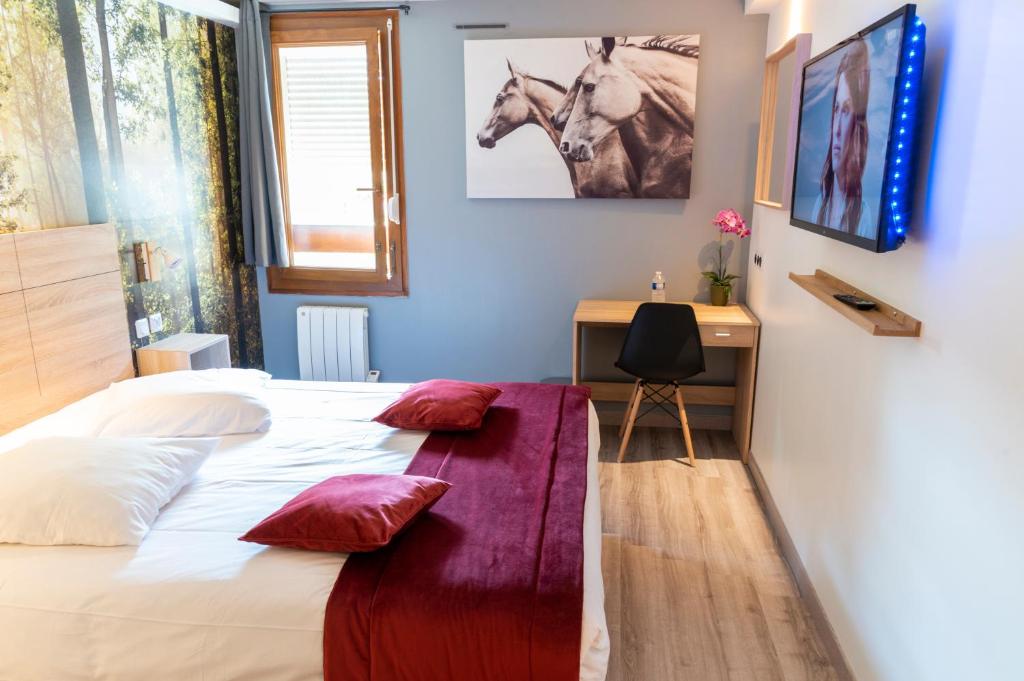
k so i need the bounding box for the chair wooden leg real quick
[617,382,644,463]
[618,380,641,438]
[674,386,697,467]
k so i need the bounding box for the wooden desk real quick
[572,300,760,462]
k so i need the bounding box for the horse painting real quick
[475,60,636,198]
[465,35,700,199]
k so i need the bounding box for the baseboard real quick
[746,453,857,681]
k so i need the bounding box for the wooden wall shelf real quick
[789,270,921,337]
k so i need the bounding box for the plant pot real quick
[710,283,731,307]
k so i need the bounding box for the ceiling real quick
[160,0,439,27]
[261,0,438,6]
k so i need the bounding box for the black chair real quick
[614,303,705,465]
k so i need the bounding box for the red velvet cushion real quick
[373,379,502,431]
[239,474,451,552]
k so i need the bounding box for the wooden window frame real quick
[267,10,408,296]
[754,33,811,210]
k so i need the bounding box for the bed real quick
[0,378,609,681]
[0,225,607,680]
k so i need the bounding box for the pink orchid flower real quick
[713,209,747,236]
[704,209,751,294]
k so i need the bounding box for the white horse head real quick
[550,41,600,132]
[559,38,643,162]
[476,60,535,148]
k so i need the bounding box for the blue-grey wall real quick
[257,0,769,381]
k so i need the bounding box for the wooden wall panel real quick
[0,224,133,434]
[24,271,134,407]
[14,223,119,289]
[0,290,43,433]
[0,234,21,294]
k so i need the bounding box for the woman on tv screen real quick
[813,39,873,236]
[791,6,924,252]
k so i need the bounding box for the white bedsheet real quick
[0,380,608,681]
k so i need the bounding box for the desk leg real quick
[732,328,759,464]
[572,321,583,386]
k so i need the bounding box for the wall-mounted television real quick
[790,5,926,252]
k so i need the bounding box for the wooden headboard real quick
[0,224,134,433]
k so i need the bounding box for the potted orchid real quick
[703,209,751,307]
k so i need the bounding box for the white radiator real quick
[297,306,370,382]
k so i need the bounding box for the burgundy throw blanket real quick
[324,383,591,681]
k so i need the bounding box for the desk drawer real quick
[700,325,756,348]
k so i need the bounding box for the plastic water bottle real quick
[651,271,666,303]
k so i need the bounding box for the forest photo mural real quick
[0,0,262,368]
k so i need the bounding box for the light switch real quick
[135,317,151,339]
[148,312,164,334]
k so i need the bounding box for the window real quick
[268,11,407,296]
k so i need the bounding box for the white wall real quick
[746,1,1023,680]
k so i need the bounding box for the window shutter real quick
[279,45,373,168]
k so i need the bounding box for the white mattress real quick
[0,380,609,681]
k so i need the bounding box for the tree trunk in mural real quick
[94,0,147,323]
[95,0,125,186]
[159,4,203,333]
[0,9,41,227]
[55,0,107,225]
[206,19,248,365]
[22,7,71,226]
[96,4,138,303]
[7,5,69,227]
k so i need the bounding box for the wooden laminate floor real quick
[598,426,840,681]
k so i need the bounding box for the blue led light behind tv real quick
[880,12,926,251]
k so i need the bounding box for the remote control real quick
[833,293,877,311]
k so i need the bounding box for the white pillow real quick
[107,368,271,395]
[97,391,272,438]
[96,369,273,437]
[0,437,218,546]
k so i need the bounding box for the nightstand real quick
[136,333,231,376]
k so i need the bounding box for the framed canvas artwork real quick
[465,35,700,199]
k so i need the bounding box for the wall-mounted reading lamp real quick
[133,241,183,283]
